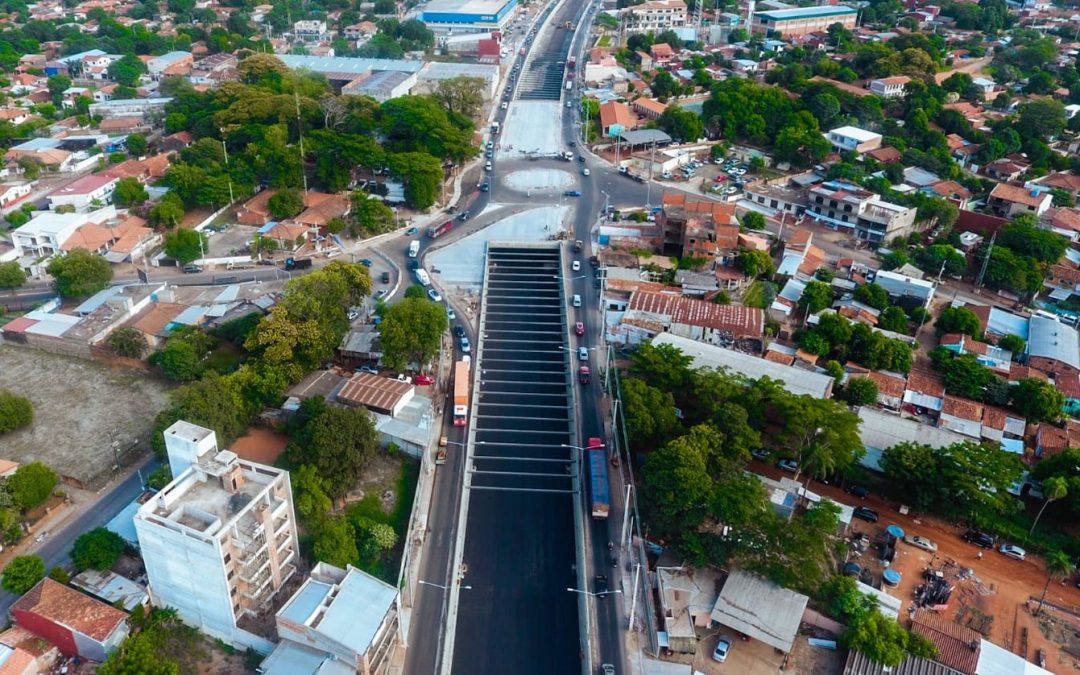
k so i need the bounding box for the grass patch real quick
[743,280,776,309]
[203,343,243,374]
[597,35,611,47]
[343,456,420,583]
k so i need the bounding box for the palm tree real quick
[1029,476,1068,538]
[1036,551,1075,617]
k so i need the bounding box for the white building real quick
[825,125,883,154]
[0,180,35,208]
[10,206,117,260]
[622,0,688,33]
[47,173,118,212]
[134,421,299,653]
[867,76,910,98]
[293,20,329,41]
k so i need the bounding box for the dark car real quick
[962,530,994,548]
[852,507,878,523]
[359,258,373,267]
[479,181,490,193]
[846,485,869,499]
[594,575,609,597]
[563,190,581,197]
[409,259,420,271]
[578,155,585,162]
[453,325,465,338]
[381,271,391,284]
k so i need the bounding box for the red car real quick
[415,374,435,386]
[714,175,727,182]
[575,322,585,335]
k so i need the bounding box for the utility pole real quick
[646,139,656,209]
[974,231,995,289]
[294,91,309,193]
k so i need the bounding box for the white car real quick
[447,306,456,320]
[572,294,581,307]
[578,346,589,361]
[999,544,1026,561]
[572,260,581,271]
[428,288,443,302]
[903,535,938,552]
[582,168,590,176]
[712,636,732,663]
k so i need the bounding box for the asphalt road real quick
[0,455,160,616]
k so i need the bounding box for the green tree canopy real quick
[72,528,125,571]
[268,188,305,219]
[846,377,879,406]
[0,261,27,289]
[799,280,834,314]
[1011,378,1064,422]
[854,283,889,310]
[378,296,448,371]
[1,556,43,594]
[934,306,981,336]
[107,327,149,359]
[0,389,33,434]
[8,461,57,510]
[46,249,113,298]
[286,405,379,498]
[113,177,149,206]
[738,249,774,278]
[313,515,359,568]
[387,151,444,210]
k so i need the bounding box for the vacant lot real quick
[0,345,171,487]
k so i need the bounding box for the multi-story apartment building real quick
[622,0,687,34]
[751,5,857,37]
[805,181,917,243]
[868,76,911,98]
[825,125,883,154]
[293,20,329,42]
[134,421,299,652]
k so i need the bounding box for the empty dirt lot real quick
[0,344,171,487]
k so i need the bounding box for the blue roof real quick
[74,286,121,315]
[757,5,856,19]
[257,220,278,234]
[106,499,141,549]
[170,305,208,326]
[214,285,240,303]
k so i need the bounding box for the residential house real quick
[620,290,765,346]
[981,405,1026,450]
[1044,207,1080,241]
[343,22,377,41]
[909,608,980,675]
[825,126,883,154]
[1027,314,1080,382]
[903,369,946,414]
[9,206,117,261]
[866,146,902,164]
[11,578,128,662]
[293,20,328,41]
[743,178,809,217]
[776,229,824,279]
[984,157,1029,182]
[47,173,118,211]
[1029,172,1080,201]
[938,395,984,438]
[868,76,910,98]
[874,269,935,305]
[805,181,917,243]
[0,181,35,208]
[987,183,1052,218]
[146,51,193,80]
[649,42,675,65]
[1034,421,1080,459]
[621,0,687,34]
[598,101,637,137]
[865,371,906,410]
[939,333,1011,374]
[971,77,996,97]
[635,50,653,70]
[925,180,971,210]
[655,567,721,655]
[631,97,667,120]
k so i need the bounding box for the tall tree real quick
[46,249,113,298]
[1035,551,1075,617]
[378,297,448,371]
[1029,476,1067,538]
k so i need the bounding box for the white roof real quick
[1027,314,1080,370]
[651,333,833,398]
[977,638,1054,675]
[710,570,808,652]
[873,270,934,301]
[858,408,967,471]
[829,125,882,142]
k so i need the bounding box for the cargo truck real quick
[453,360,470,426]
[587,437,609,519]
[284,257,312,270]
[427,220,454,239]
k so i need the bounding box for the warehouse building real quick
[751,5,857,37]
[421,0,518,34]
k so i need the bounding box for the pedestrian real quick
[976,551,982,560]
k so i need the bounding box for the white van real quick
[415,268,431,286]
[572,294,581,307]
[408,240,420,258]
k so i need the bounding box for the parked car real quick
[447,306,456,320]
[582,168,590,176]
[846,485,869,498]
[394,374,413,384]
[453,325,465,338]
[415,374,435,386]
[575,321,585,336]
[962,530,994,549]
[904,535,938,552]
[460,336,471,353]
[381,271,391,284]
[374,289,388,300]
[776,459,798,472]
[405,227,418,236]
[853,507,879,522]
[751,449,770,461]
[355,365,379,374]
[712,636,732,663]
[999,544,1026,561]
[182,264,202,273]
[428,288,443,302]
[347,309,360,321]
[563,190,581,197]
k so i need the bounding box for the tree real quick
[998,218,1067,263]
[113,177,149,206]
[48,566,70,584]
[293,464,332,524]
[268,188,304,219]
[880,250,909,270]
[46,249,113,298]
[998,333,1025,357]
[776,395,863,483]
[799,280,833,314]
[125,133,147,157]
[378,297,448,371]
[8,461,57,510]
[844,607,937,667]
[431,76,486,119]
[0,389,33,434]
[353,517,398,562]
[237,53,289,85]
[854,283,889,310]
[286,406,379,498]
[313,516,358,568]
[72,528,125,571]
[915,244,967,277]
[152,339,202,381]
[631,342,694,392]
[798,330,830,356]
[99,632,180,675]
[741,210,765,231]
[738,249,773,278]
[1029,476,1067,538]
[877,306,909,334]
[621,378,680,448]
[1036,551,1076,617]
[641,430,714,535]
[846,377,879,406]
[163,229,206,265]
[0,261,26,289]
[656,104,704,142]
[1011,378,1064,422]
[107,327,148,359]
[1,555,44,594]
[107,54,148,87]
[934,306,981,337]
[149,193,185,228]
[1017,99,1067,140]
[937,352,992,399]
[388,152,444,210]
[351,192,395,236]
[379,96,474,162]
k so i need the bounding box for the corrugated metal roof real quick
[709,570,807,653]
[259,640,354,675]
[337,373,413,414]
[910,609,981,675]
[843,649,965,675]
[1028,314,1080,370]
[214,285,240,303]
[318,568,397,654]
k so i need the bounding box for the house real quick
[983,158,1029,183]
[1044,208,1080,241]
[9,206,117,261]
[925,180,971,210]
[635,50,653,70]
[47,173,118,211]
[656,567,721,654]
[825,126,883,154]
[874,269,935,305]
[903,369,946,414]
[938,395,984,438]
[866,146,902,164]
[649,42,675,64]
[868,76,910,98]
[11,578,128,662]
[261,562,400,675]
[598,101,637,137]
[293,20,328,41]
[971,77,996,97]
[1029,172,1080,201]
[621,0,687,34]
[710,571,808,653]
[295,191,351,230]
[343,22,377,41]
[657,193,739,259]
[939,333,1011,374]
[631,97,667,120]
[987,183,1052,218]
[805,181,917,243]
[621,290,765,345]
[1027,314,1080,381]
[145,51,193,79]
[235,189,279,226]
[909,608,980,675]
[865,371,906,410]
[0,181,35,208]
[776,229,825,279]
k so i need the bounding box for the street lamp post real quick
[567,587,622,598]
[418,580,472,592]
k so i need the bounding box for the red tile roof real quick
[867,371,906,398]
[12,578,126,642]
[910,609,981,675]
[941,395,984,421]
[628,290,764,337]
[989,182,1049,208]
[906,369,945,398]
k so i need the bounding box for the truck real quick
[408,240,420,257]
[427,220,454,239]
[453,360,470,427]
[586,437,610,519]
[284,257,312,271]
[565,80,573,92]
[578,366,590,385]
[567,56,576,71]
[415,268,431,286]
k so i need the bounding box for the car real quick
[601,664,616,675]
[662,171,672,179]
[575,321,585,336]
[563,190,581,197]
[962,530,994,548]
[572,260,581,271]
[566,100,572,108]
[776,458,798,472]
[480,181,490,192]
[356,364,379,374]
[714,175,727,182]
[460,336,471,353]
[485,162,492,171]
[347,309,360,321]
[415,374,435,386]
[572,294,581,307]
[409,259,420,271]
[578,155,585,162]
[374,289,388,300]
[593,278,602,288]
[394,374,413,384]
[381,271,391,284]
[360,258,373,267]
[453,324,465,337]
[712,636,732,663]
[999,544,1026,561]
[428,288,443,302]
[457,211,470,221]
[582,168,590,176]
[405,227,418,236]
[751,448,770,461]
[182,264,202,273]
[904,535,938,552]
[853,506,879,523]
[846,485,869,498]
[594,575,608,596]
[577,346,589,361]
[447,306,456,320]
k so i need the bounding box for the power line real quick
[974,231,995,289]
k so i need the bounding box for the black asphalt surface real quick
[451,245,578,675]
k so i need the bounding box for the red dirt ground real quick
[229,427,288,466]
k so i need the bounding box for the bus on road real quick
[586,437,609,520]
